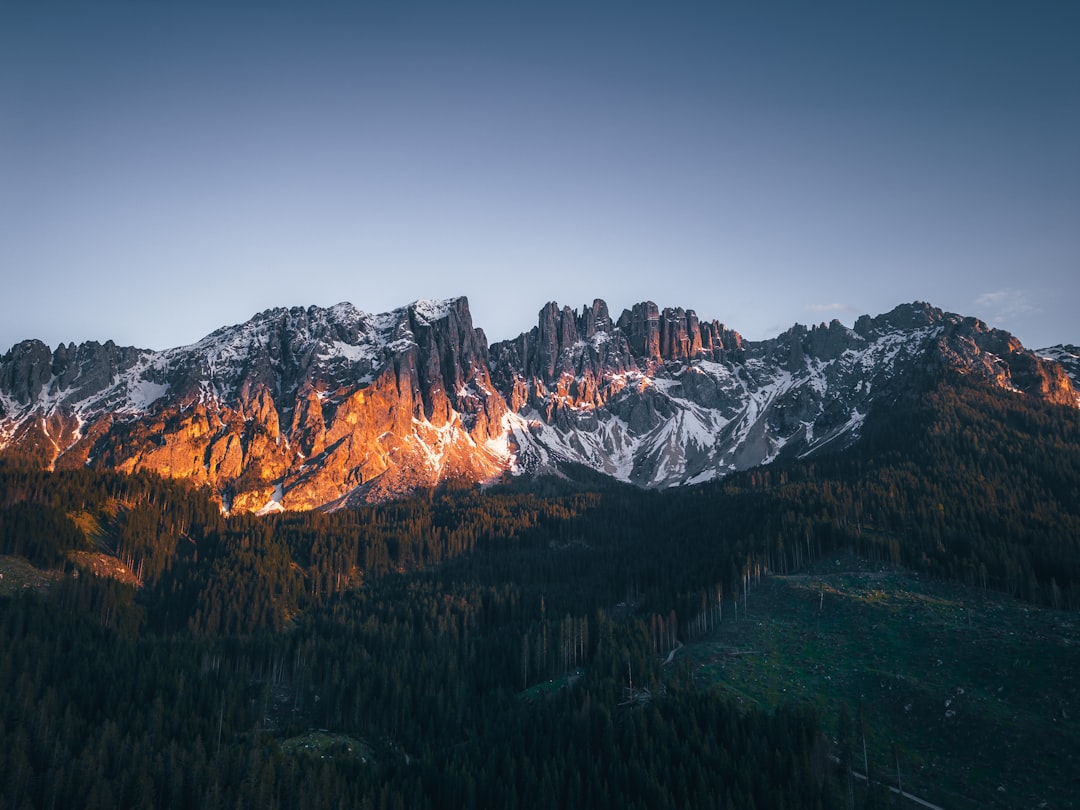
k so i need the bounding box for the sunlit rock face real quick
[1,297,1075,510]
[0,299,509,511]
[1036,345,1080,394]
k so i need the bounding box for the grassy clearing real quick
[518,670,583,702]
[678,552,1079,810]
[280,731,374,763]
[68,510,107,545]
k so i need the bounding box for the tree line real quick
[1,370,1077,807]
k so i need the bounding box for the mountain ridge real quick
[1,296,1076,511]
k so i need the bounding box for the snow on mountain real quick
[1,297,1075,510]
[1038,345,1080,388]
[489,304,961,488]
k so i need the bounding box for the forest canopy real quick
[1,376,1078,808]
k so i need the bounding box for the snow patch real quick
[256,483,285,515]
[322,340,381,364]
[410,298,458,324]
[123,379,170,412]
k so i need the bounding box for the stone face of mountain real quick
[491,300,1078,487]
[1037,345,1080,389]
[1,297,1076,510]
[0,299,509,511]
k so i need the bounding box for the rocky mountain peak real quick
[853,301,944,338]
[1,296,1075,510]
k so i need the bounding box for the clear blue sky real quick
[2,1,1078,352]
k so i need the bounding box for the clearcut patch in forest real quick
[0,554,62,594]
[679,553,1080,810]
[280,731,374,763]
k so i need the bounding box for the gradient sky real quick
[2,1,1078,353]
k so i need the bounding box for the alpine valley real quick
[1,296,1076,511]
[2,297,1080,810]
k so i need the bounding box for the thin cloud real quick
[973,289,1041,322]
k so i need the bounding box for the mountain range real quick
[1,297,1077,511]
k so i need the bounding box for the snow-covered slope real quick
[1,297,1075,510]
[1038,345,1080,388]
[490,300,1079,487]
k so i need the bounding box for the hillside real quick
[1,321,1079,807]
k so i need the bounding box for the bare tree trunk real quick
[893,742,903,806]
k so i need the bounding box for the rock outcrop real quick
[1,297,1075,510]
[0,299,509,511]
